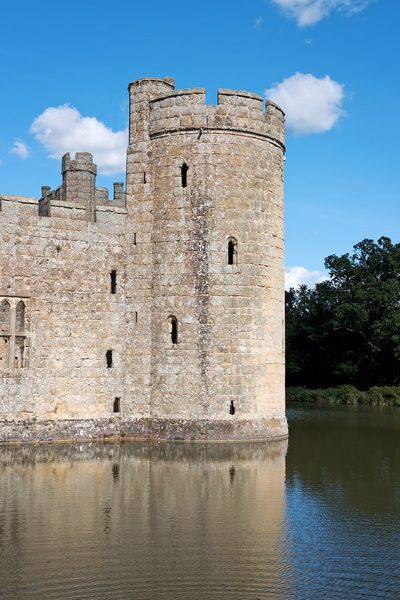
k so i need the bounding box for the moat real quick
[1,403,399,599]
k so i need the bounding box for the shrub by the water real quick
[287,385,400,407]
[363,386,400,406]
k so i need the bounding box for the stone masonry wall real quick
[0,190,127,421]
[0,75,287,442]
[148,131,284,420]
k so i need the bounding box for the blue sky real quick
[1,0,398,288]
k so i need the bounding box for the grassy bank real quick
[286,385,400,407]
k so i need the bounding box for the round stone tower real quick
[126,77,287,440]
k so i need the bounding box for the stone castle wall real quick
[0,189,127,421]
[0,76,287,442]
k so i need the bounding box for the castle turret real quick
[125,77,176,415]
[125,77,287,440]
[61,152,97,221]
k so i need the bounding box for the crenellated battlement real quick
[62,151,97,175]
[144,85,284,148]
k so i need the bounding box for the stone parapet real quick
[148,87,285,149]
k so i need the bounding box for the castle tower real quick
[61,152,97,221]
[126,77,287,440]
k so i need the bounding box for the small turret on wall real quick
[62,152,97,221]
[38,152,126,218]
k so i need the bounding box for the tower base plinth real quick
[0,417,288,444]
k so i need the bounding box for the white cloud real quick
[10,139,29,159]
[285,266,328,290]
[254,16,263,28]
[270,0,374,26]
[30,105,128,175]
[266,72,346,135]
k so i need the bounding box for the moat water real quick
[1,403,400,599]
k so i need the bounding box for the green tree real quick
[286,237,400,389]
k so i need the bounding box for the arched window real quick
[227,238,237,265]
[168,316,178,344]
[16,301,25,332]
[113,397,120,413]
[181,163,188,188]
[0,300,10,332]
[0,298,29,369]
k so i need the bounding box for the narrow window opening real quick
[0,337,9,368]
[110,270,117,294]
[133,233,137,245]
[135,311,138,323]
[106,349,113,368]
[15,337,25,368]
[171,320,178,344]
[181,163,188,188]
[227,238,237,265]
[229,400,236,415]
[168,316,178,344]
[143,172,146,184]
[113,397,120,413]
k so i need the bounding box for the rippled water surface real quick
[1,404,400,599]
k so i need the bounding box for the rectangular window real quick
[110,271,117,294]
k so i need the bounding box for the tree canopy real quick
[286,237,400,389]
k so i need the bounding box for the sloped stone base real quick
[0,416,288,444]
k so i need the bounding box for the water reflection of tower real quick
[0,441,294,598]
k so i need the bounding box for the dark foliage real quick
[286,237,400,390]
[287,386,400,406]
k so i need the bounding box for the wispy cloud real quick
[266,72,346,135]
[10,139,29,159]
[254,16,263,28]
[270,0,374,27]
[285,266,328,290]
[30,105,128,175]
